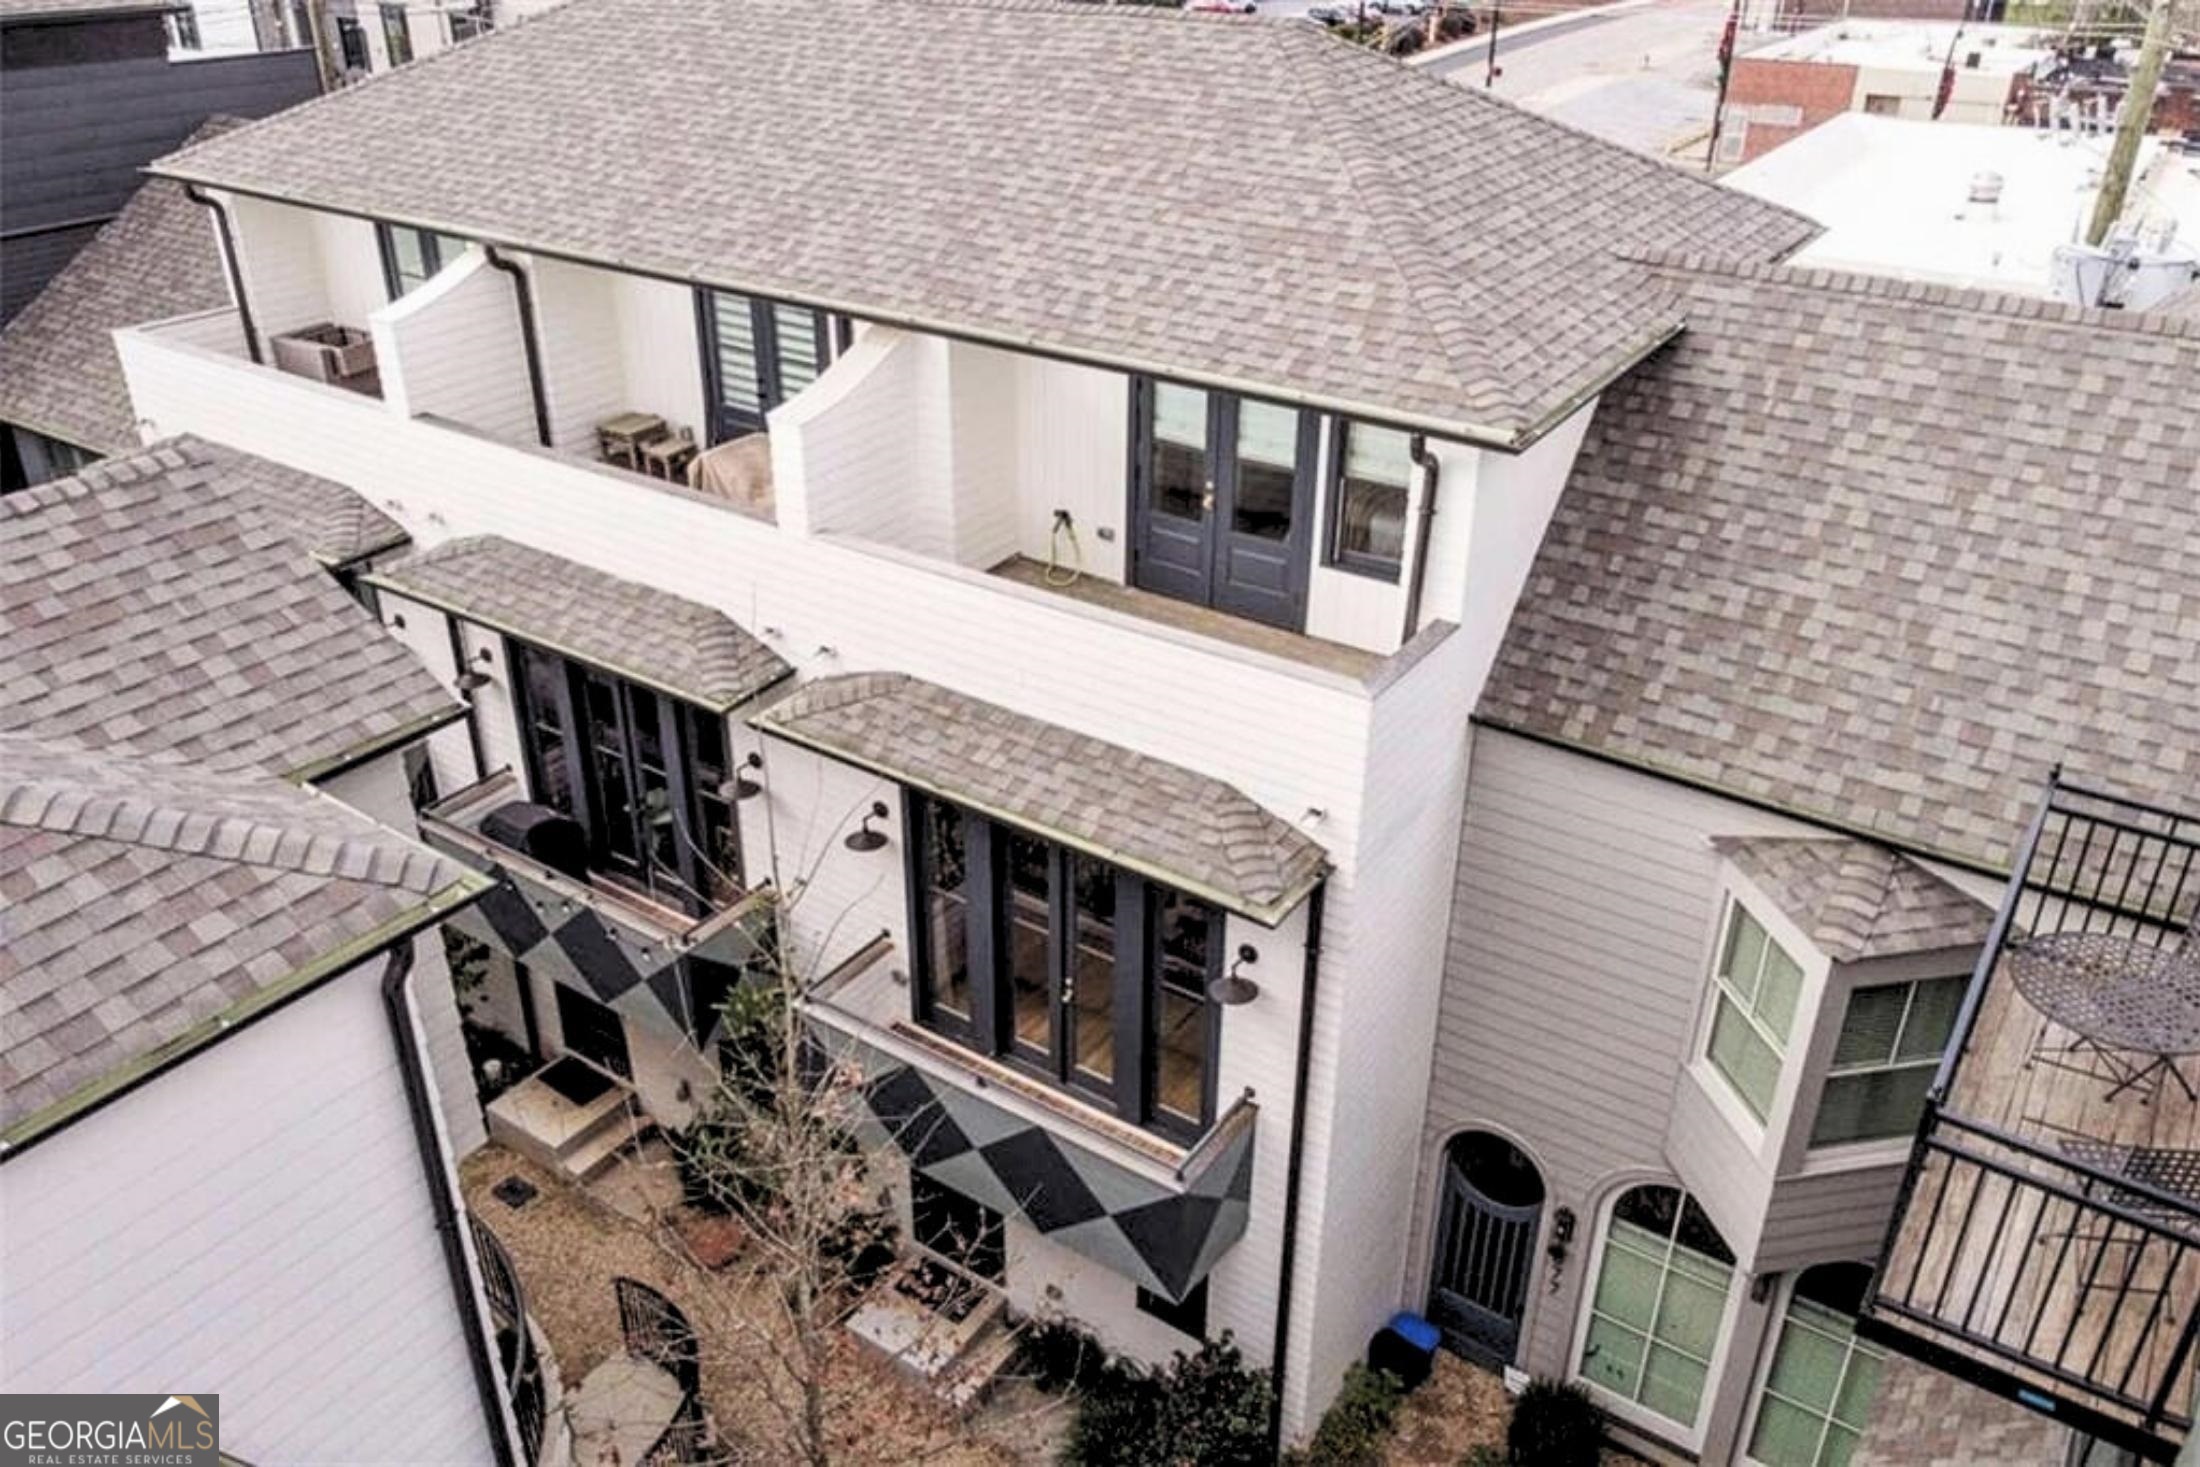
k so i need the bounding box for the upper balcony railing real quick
[1863,774,2200,1461]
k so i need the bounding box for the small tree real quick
[1505,1377,1603,1467]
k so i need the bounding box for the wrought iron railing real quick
[1864,774,2200,1459]
[471,1214,548,1466]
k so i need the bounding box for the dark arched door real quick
[1427,1131,1545,1368]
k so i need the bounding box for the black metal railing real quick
[471,1214,548,1466]
[1865,774,2200,1459]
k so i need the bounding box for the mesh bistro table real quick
[2008,931,2200,1103]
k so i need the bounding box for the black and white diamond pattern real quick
[849,1053,1255,1303]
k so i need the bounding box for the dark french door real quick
[697,288,831,443]
[1427,1132,1546,1369]
[1130,377,1316,631]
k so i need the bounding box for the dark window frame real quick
[379,1,412,65]
[1322,418,1414,583]
[505,638,742,919]
[166,7,200,47]
[1136,1278,1210,1339]
[376,221,468,301]
[694,287,832,444]
[902,790,1221,1143]
[334,14,369,71]
[553,981,632,1079]
[909,1174,1006,1283]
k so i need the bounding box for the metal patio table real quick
[2009,931,2200,1103]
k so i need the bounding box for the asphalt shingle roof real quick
[0,118,241,457]
[367,535,792,712]
[1712,836,1993,964]
[0,438,456,779]
[148,0,1817,447]
[1479,256,2200,873]
[754,672,1328,925]
[0,736,476,1137]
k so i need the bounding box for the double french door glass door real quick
[1131,378,1316,631]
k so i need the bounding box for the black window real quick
[508,642,743,917]
[380,2,412,64]
[911,1174,1005,1282]
[697,288,829,442]
[335,15,369,71]
[378,222,470,300]
[906,792,1221,1142]
[166,8,200,47]
[554,982,631,1078]
[1136,1279,1209,1340]
[449,0,491,40]
[1325,420,1414,581]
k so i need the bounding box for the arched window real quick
[1747,1262,1885,1466]
[1579,1184,1737,1431]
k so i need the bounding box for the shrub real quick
[1293,1363,1404,1466]
[1061,1334,1273,1466]
[1460,1447,1507,1467]
[1506,1378,1603,1467]
[1022,1318,1114,1395]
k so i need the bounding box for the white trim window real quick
[1746,1263,1886,1466]
[1811,976,1966,1146]
[1579,1184,1737,1433]
[1706,904,1804,1121]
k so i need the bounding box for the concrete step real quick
[563,1108,653,1183]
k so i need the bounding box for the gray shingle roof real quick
[0,438,456,779]
[0,118,240,456]
[1479,256,2200,873]
[149,0,1817,448]
[753,672,1328,925]
[1711,836,1993,964]
[366,535,792,712]
[0,736,478,1139]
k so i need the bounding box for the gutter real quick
[1266,878,1328,1455]
[135,175,1566,453]
[284,701,472,787]
[1400,434,1441,645]
[446,613,490,782]
[183,185,263,366]
[380,941,521,1467]
[482,245,554,450]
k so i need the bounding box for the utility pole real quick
[2085,0,2173,246]
[302,0,339,92]
[1484,0,1500,86]
[1704,0,1742,172]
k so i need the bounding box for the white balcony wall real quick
[1013,356,1130,582]
[612,273,709,447]
[528,257,630,457]
[228,194,334,352]
[372,249,537,447]
[315,210,387,330]
[772,327,952,550]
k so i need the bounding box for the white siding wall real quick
[0,959,496,1465]
[773,327,953,552]
[1012,356,1130,583]
[611,274,708,443]
[314,211,387,332]
[372,593,504,799]
[945,341,1021,570]
[227,194,332,351]
[372,249,536,446]
[529,256,630,456]
[313,750,489,1157]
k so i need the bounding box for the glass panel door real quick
[1005,833,1055,1065]
[1212,397,1313,630]
[1066,856,1118,1097]
[581,670,641,881]
[1152,889,1214,1135]
[1131,382,1217,606]
[707,289,764,440]
[920,801,975,1035]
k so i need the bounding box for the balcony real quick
[421,770,776,1047]
[1862,776,2200,1461]
[804,936,1259,1304]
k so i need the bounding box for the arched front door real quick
[1427,1131,1546,1368]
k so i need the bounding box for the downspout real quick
[446,615,490,782]
[381,942,520,1467]
[1399,435,1441,645]
[185,185,262,365]
[482,245,553,449]
[1267,878,1328,1456]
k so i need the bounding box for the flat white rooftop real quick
[1726,113,2200,296]
[1748,20,2057,74]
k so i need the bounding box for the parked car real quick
[1182,0,1257,12]
[1305,2,1351,22]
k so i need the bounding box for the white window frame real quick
[1701,898,1805,1126]
[1738,1266,1889,1467]
[1806,973,1967,1152]
[1570,1181,1743,1453]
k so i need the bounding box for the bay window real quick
[1706,904,1804,1121]
[1811,976,1963,1147]
[508,641,743,917]
[1580,1183,1737,1433]
[698,288,830,441]
[1746,1263,1884,1467]
[1326,420,1413,580]
[906,792,1220,1141]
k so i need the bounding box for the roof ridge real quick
[1273,26,1530,428]
[1630,246,2200,343]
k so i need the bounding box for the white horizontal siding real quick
[373,248,537,447]
[530,256,631,456]
[227,193,333,351]
[0,960,495,1465]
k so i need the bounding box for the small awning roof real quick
[753,673,1327,926]
[1711,836,1994,964]
[367,536,791,713]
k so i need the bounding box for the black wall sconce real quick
[845,800,891,852]
[731,751,765,801]
[455,646,494,692]
[1209,944,1261,1005]
[1546,1205,1577,1292]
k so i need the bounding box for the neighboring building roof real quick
[1725,116,2199,301]
[1478,256,2200,874]
[1744,20,2056,72]
[754,672,1328,925]
[147,0,1817,448]
[366,535,793,713]
[1711,836,1992,963]
[0,736,480,1142]
[0,438,456,780]
[0,0,178,20]
[0,118,242,456]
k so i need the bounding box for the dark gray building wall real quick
[0,43,319,323]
